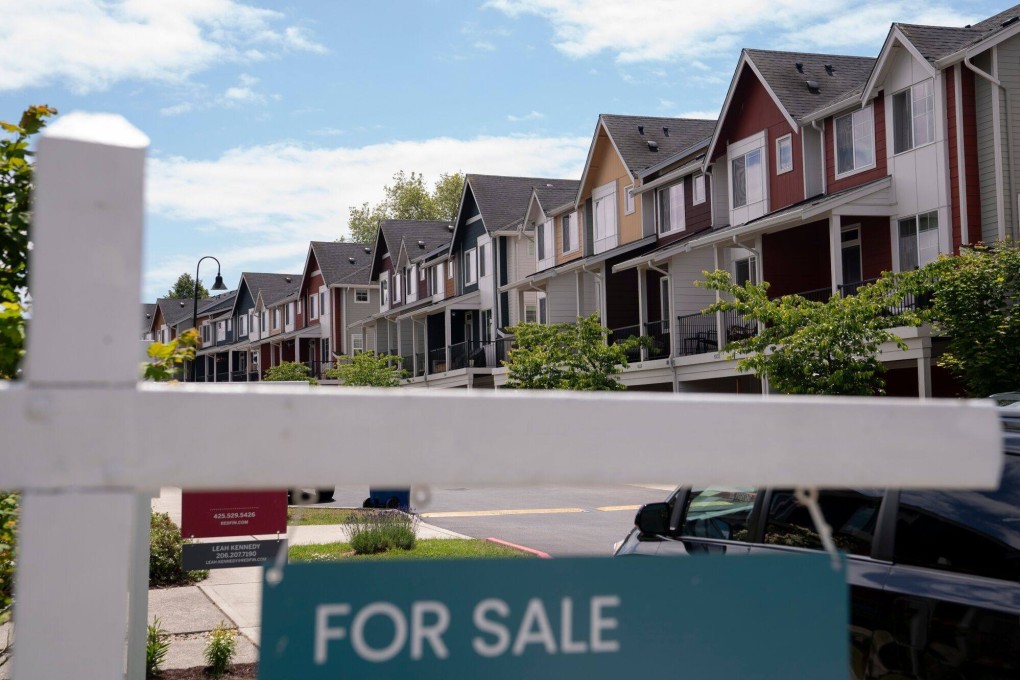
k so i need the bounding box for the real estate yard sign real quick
[180,489,287,538]
[260,554,846,679]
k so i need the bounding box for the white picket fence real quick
[0,113,1004,679]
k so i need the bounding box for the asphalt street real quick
[322,483,676,556]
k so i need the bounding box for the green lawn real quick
[286,507,358,526]
[289,538,536,562]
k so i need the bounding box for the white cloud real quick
[486,0,983,62]
[676,110,719,120]
[160,102,193,117]
[507,110,545,122]
[0,0,326,93]
[474,40,497,51]
[145,133,590,292]
[219,73,266,106]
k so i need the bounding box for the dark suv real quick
[615,412,1020,679]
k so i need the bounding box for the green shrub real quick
[0,492,18,621]
[146,617,170,678]
[344,511,418,555]
[149,512,208,587]
[263,361,318,385]
[204,622,237,677]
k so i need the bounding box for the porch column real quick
[517,289,526,325]
[444,309,452,372]
[423,319,429,377]
[714,245,724,351]
[412,319,418,377]
[829,214,842,296]
[917,354,933,400]
[599,266,608,325]
[636,266,648,362]
[228,351,234,382]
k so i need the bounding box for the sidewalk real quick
[149,489,469,670]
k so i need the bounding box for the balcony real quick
[608,325,642,363]
[677,309,757,357]
[643,320,671,360]
[414,353,425,378]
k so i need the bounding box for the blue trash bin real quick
[364,487,411,510]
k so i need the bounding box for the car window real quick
[763,489,883,556]
[679,487,758,541]
[895,456,1020,582]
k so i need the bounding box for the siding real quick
[824,93,888,194]
[657,173,713,247]
[762,220,831,297]
[545,272,578,324]
[857,215,894,279]
[961,66,982,244]
[975,50,1001,241]
[947,66,962,252]
[581,127,642,246]
[1000,38,1020,239]
[343,287,377,355]
[670,248,716,316]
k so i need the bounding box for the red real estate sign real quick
[181,490,288,539]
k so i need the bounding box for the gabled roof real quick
[895,23,986,63]
[198,291,236,317]
[533,179,580,214]
[246,273,301,307]
[142,303,156,333]
[599,115,717,177]
[744,49,876,121]
[308,241,376,286]
[154,298,194,328]
[465,174,574,232]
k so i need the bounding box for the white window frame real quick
[524,303,537,324]
[561,211,579,254]
[351,334,364,354]
[464,248,478,286]
[380,279,389,309]
[775,134,793,175]
[892,79,936,155]
[407,265,417,303]
[728,132,768,225]
[239,314,248,336]
[216,321,226,342]
[657,181,685,235]
[833,106,876,179]
[355,288,369,303]
[624,184,635,215]
[394,272,402,303]
[308,294,318,320]
[592,180,618,255]
[448,257,455,279]
[273,309,280,329]
[537,219,555,270]
[478,243,488,278]
[734,256,758,286]
[840,224,864,285]
[692,174,706,205]
[896,211,940,271]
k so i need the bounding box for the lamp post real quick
[190,256,228,382]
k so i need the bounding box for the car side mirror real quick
[635,502,671,536]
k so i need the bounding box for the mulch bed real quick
[158,664,256,679]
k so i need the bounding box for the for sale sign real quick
[180,489,287,538]
[259,555,847,679]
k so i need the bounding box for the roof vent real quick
[146,313,151,319]
[806,80,820,94]
[447,224,455,232]
[179,302,186,307]
[662,126,669,137]
[637,125,644,135]
[795,62,804,73]
[647,140,659,151]
[1004,16,1020,27]
[824,64,834,76]
[284,276,292,283]
[348,257,356,264]
[418,240,426,248]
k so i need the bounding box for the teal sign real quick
[260,555,846,679]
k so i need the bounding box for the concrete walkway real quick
[148,488,468,670]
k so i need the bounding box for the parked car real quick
[615,411,1020,679]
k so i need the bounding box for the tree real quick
[165,272,208,300]
[324,351,405,386]
[503,314,642,391]
[345,171,465,244]
[263,361,318,385]
[899,242,1020,397]
[143,329,199,382]
[0,105,57,379]
[696,271,917,396]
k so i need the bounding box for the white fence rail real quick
[0,114,1004,679]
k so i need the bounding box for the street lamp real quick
[190,256,228,382]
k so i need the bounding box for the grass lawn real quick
[289,538,536,562]
[286,507,358,526]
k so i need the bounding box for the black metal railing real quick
[230,369,247,382]
[414,353,425,377]
[400,355,413,375]
[608,324,642,363]
[215,366,229,382]
[721,308,758,345]
[676,312,718,356]
[792,286,833,303]
[837,278,879,297]
[428,347,448,374]
[643,320,670,360]
[247,371,260,382]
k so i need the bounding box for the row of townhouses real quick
[146,4,1020,397]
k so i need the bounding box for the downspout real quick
[580,263,604,324]
[964,51,1016,239]
[646,260,679,391]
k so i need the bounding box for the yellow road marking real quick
[421,507,585,518]
[595,505,641,512]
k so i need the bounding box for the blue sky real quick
[0,0,1008,300]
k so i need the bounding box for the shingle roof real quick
[600,115,717,176]
[309,241,377,286]
[242,272,301,307]
[467,175,577,232]
[972,3,1020,32]
[892,4,1020,65]
[534,179,580,212]
[198,291,236,316]
[745,50,876,122]
[155,298,194,327]
[378,219,455,266]
[142,303,156,332]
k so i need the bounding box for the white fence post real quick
[13,113,148,679]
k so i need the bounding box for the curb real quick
[485,537,552,559]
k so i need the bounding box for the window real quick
[898,211,939,270]
[841,226,863,285]
[320,291,327,313]
[735,257,757,286]
[380,279,389,306]
[464,248,477,285]
[834,106,875,177]
[657,182,685,234]
[537,220,554,267]
[624,184,635,215]
[561,211,578,254]
[351,334,364,354]
[764,489,883,556]
[659,277,670,322]
[732,147,763,209]
[394,273,402,302]
[273,310,280,329]
[479,243,488,277]
[448,256,455,279]
[538,294,547,324]
[893,79,935,154]
[592,181,618,254]
[355,289,369,303]
[309,294,317,320]
[239,314,248,336]
[405,268,413,296]
[895,458,1020,581]
[680,488,759,540]
[262,311,268,332]
[286,303,293,325]
[692,174,706,205]
[525,304,537,323]
[297,299,302,315]
[776,134,793,174]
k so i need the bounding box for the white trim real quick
[890,78,937,157]
[862,25,938,103]
[466,213,483,225]
[954,65,969,246]
[464,247,478,286]
[561,211,579,255]
[624,183,636,215]
[354,288,369,303]
[692,173,706,205]
[574,118,636,208]
[832,105,877,179]
[775,134,793,175]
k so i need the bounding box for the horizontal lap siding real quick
[975,52,1000,242]
[762,220,830,297]
[825,93,888,194]
[545,273,577,324]
[670,248,716,316]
